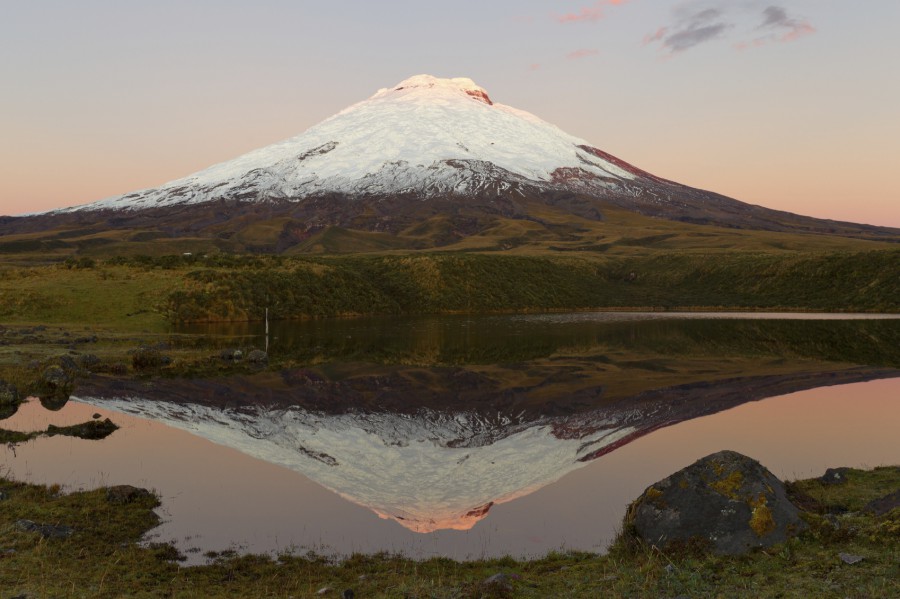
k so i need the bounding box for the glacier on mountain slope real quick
[76,394,635,532]
[60,75,635,212]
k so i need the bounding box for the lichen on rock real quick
[627,450,806,555]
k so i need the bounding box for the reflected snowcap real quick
[73,365,893,533]
[78,395,635,531]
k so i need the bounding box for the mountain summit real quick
[67,74,640,211]
[5,74,898,249]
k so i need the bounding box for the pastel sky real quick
[1,1,898,226]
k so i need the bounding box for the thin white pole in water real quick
[265,307,269,354]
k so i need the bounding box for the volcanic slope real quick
[2,74,898,254]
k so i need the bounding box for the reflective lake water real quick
[3,313,899,562]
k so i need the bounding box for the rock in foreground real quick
[629,450,806,555]
[106,485,155,505]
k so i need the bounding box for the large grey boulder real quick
[629,450,806,555]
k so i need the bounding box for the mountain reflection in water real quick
[79,369,894,533]
[71,314,900,534]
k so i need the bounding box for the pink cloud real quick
[555,0,628,24]
[643,26,667,46]
[527,63,542,71]
[781,21,816,43]
[566,48,600,60]
[736,15,816,51]
[734,38,767,52]
[752,6,816,47]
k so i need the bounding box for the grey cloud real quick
[694,8,723,23]
[761,6,790,28]
[652,5,732,53]
[757,5,815,43]
[665,22,731,52]
[646,2,814,55]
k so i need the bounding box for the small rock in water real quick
[839,552,864,565]
[92,413,102,419]
[47,418,118,440]
[316,587,332,595]
[342,590,355,599]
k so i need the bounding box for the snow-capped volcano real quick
[11,73,897,245]
[64,75,638,212]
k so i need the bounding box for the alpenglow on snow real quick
[60,75,642,212]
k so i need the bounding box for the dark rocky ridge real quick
[3,175,899,255]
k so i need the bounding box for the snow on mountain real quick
[76,393,634,532]
[59,75,635,212]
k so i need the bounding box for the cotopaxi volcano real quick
[62,75,641,210]
[2,74,898,251]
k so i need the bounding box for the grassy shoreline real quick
[1,250,898,331]
[0,466,897,598]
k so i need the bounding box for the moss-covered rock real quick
[627,450,806,555]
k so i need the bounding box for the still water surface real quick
[3,313,899,562]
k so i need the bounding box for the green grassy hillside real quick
[1,248,897,330]
[163,250,900,322]
[2,203,898,263]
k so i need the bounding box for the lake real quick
[3,312,899,563]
